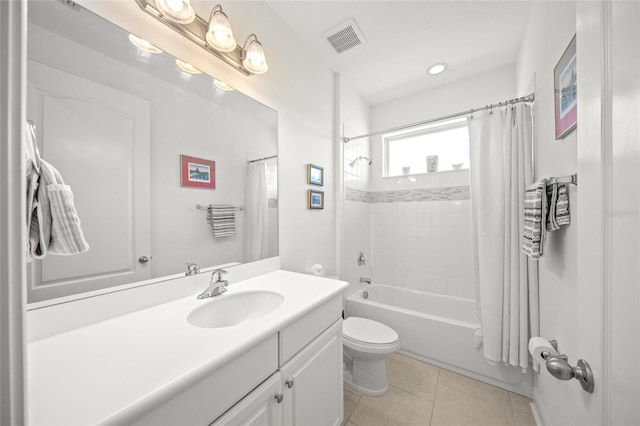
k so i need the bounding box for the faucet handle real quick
[211,268,228,282]
[185,262,200,276]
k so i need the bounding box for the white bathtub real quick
[346,284,532,397]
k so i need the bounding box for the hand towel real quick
[546,182,571,231]
[207,205,236,237]
[522,179,547,259]
[28,160,89,259]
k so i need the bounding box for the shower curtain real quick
[244,161,269,263]
[468,103,539,372]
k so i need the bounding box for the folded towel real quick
[522,179,547,259]
[207,205,236,237]
[546,182,571,231]
[28,160,89,259]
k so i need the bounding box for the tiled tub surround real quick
[372,198,475,299]
[346,186,470,203]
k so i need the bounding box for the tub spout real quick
[359,277,371,284]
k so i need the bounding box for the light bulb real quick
[166,0,183,12]
[155,0,195,24]
[242,36,268,74]
[213,79,234,91]
[176,59,202,74]
[214,31,228,43]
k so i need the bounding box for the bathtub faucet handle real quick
[359,277,371,284]
[358,252,366,266]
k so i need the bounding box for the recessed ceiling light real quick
[129,34,163,54]
[213,79,234,91]
[428,63,448,75]
[176,59,202,74]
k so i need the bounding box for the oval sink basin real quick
[187,291,284,329]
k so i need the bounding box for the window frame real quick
[382,118,469,177]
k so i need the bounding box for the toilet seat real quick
[343,317,399,354]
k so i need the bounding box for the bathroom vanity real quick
[27,270,347,425]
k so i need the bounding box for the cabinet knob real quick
[285,379,294,388]
[274,393,284,404]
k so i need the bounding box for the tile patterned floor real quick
[343,353,537,426]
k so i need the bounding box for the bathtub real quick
[346,284,532,397]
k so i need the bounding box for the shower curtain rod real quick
[247,154,277,164]
[342,93,535,143]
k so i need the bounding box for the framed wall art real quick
[307,163,324,186]
[308,189,324,209]
[554,34,577,140]
[181,155,216,189]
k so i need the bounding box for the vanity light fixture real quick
[155,0,195,24]
[428,63,448,75]
[134,0,268,76]
[242,34,268,75]
[176,59,202,74]
[206,5,237,53]
[128,34,163,54]
[213,79,234,91]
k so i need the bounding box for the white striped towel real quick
[207,205,236,237]
[546,182,571,231]
[522,179,547,259]
[28,159,90,259]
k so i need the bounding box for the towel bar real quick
[196,204,245,211]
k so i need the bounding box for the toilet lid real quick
[343,317,398,346]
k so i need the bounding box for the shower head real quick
[348,156,372,167]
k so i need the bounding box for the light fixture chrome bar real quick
[133,0,251,76]
[247,155,277,164]
[343,93,535,143]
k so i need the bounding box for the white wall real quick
[27,22,277,280]
[514,2,579,425]
[79,0,339,276]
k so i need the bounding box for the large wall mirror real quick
[26,1,278,303]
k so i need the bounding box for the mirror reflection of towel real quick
[28,160,89,260]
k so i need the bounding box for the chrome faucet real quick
[359,277,371,284]
[197,269,229,299]
[185,262,200,276]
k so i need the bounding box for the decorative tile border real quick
[346,186,470,203]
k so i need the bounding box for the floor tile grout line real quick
[429,367,442,425]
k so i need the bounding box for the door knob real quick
[138,256,149,263]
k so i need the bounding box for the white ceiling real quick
[266,1,534,106]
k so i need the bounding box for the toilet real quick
[343,316,400,396]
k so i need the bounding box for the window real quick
[383,118,469,177]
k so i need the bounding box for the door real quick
[27,60,151,302]
[281,320,343,426]
[211,373,283,426]
[576,1,640,425]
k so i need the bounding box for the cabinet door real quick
[281,319,343,426]
[211,373,283,426]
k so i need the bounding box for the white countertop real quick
[27,270,347,425]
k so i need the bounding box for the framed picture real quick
[180,155,215,189]
[307,163,324,186]
[554,34,577,139]
[308,189,324,209]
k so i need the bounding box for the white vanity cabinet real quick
[212,373,283,426]
[213,297,344,426]
[280,319,343,426]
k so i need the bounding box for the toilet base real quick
[343,349,391,396]
[344,376,389,396]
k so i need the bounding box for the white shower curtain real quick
[244,161,269,263]
[468,103,539,372]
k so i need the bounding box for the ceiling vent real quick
[323,18,367,54]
